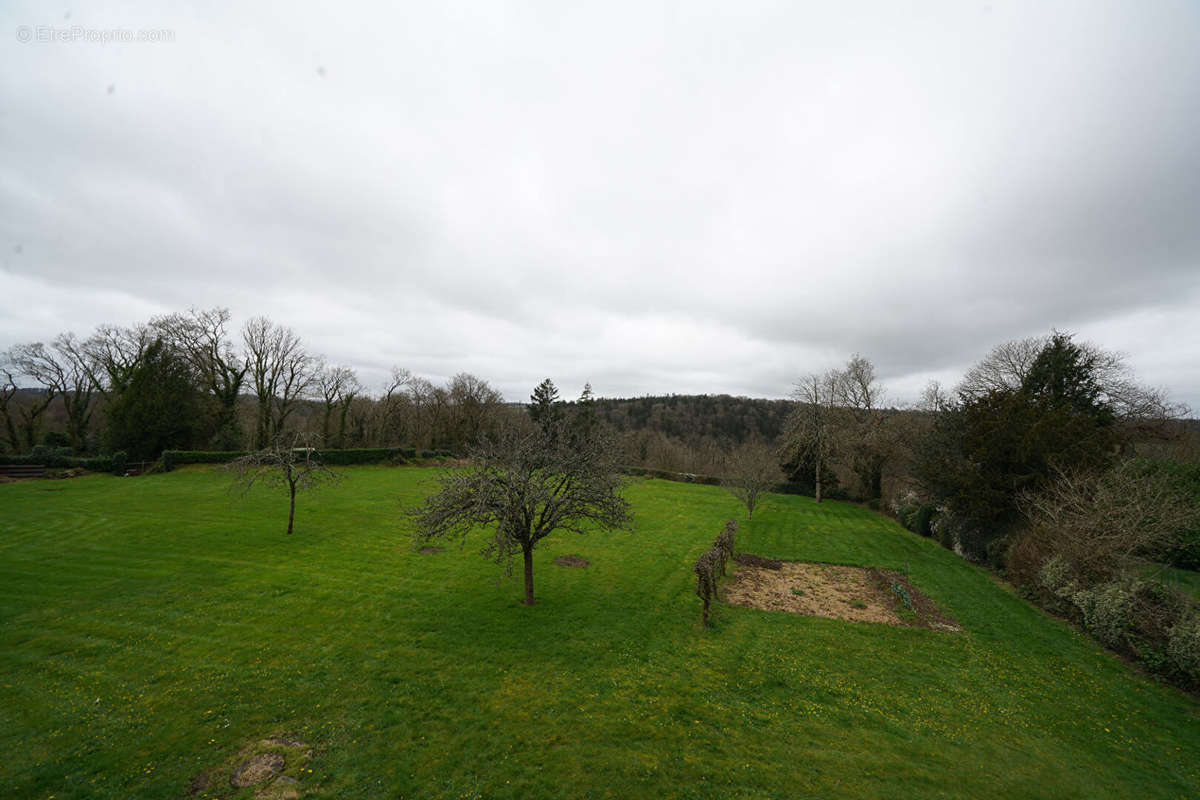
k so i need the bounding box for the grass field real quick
[2,466,1198,799]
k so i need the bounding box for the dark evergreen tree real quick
[528,378,562,434]
[571,382,598,443]
[916,332,1118,563]
[104,339,204,460]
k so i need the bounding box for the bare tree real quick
[0,349,55,451]
[918,380,951,413]
[408,417,632,606]
[154,308,247,447]
[722,441,784,520]
[780,370,839,502]
[831,354,899,499]
[1020,461,1200,584]
[957,332,1184,424]
[448,372,505,447]
[83,323,153,400]
[314,362,361,448]
[957,335,1047,400]
[0,362,21,452]
[379,367,415,445]
[226,434,341,536]
[8,335,97,451]
[242,317,314,449]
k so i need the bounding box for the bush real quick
[111,451,128,476]
[163,447,432,470]
[42,431,71,449]
[1073,580,1136,649]
[931,510,963,552]
[319,448,413,465]
[161,450,248,468]
[911,504,935,537]
[0,450,112,472]
[1038,554,1074,597]
[1168,613,1200,683]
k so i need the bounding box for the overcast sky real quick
[2,1,1198,409]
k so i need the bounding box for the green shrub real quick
[1168,613,1200,683]
[931,511,961,551]
[1073,580,1135,649]
[319,448,412,465]
[1039,555,1075,598]
[0,451,112,472]
[161,450,248,466]
[912,504,936,537]
[42,431,71,449]
[164,448,426,468]
[111,451,128,476]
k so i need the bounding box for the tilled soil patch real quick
[723,557,960,631]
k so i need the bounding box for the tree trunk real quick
[287,481,296,535]
[815,459,823,503]
[522,546,535,606]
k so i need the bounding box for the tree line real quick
[0,307,512,460]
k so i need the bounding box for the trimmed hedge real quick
[3,445,457,473]
[318,448,414,465]
[161,447,454,471]
[0,450,114,472]
[622,465,858,501]
[161,451,249,470]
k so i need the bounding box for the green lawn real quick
[1,467,1197,799]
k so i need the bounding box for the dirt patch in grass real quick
[866,569,962,632]
[723,557,960,631]
[418,546,444,554]
[189,734,315,798]
[734,552,782,570]
[554,555,590,567]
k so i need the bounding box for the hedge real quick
[0,449,114,472]
[622,465,857,501]
[161,447,453,470]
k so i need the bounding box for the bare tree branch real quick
[226,433,341,535]
[407,416,631,605]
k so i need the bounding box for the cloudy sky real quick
[2,1,1198,409]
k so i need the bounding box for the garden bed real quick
[724,557,960,631]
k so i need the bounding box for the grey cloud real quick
[1,1,1197,410]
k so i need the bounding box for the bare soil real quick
[189,734,314,798]
[230,752,285,788]
[554,555,590,567]
[418,546,444,554]
[734,553,782,570]
[723,556,960,631]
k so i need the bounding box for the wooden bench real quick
[0,464,47,479]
